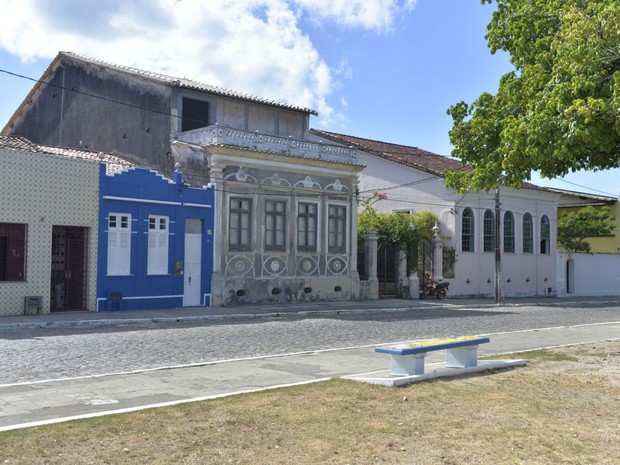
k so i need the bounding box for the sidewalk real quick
[2,295,619,330]
[2,320,619,431]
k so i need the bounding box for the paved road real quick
[2,303,619,384]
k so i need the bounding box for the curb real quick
[1,299,618,331]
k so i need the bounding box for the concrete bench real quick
[375,336,490,376]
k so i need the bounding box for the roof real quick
[0,135,133,174]
[310,129,548,192]
[545,187,618,206]
[310,129,466,177]
[2,51,317,132]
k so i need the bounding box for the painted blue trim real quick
[98,165,215,311]
[375,337,490,355]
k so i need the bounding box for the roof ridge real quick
[60,52,318,115]
[310,129,441,155]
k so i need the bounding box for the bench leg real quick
[391,353,426,376]
[446,345,479,368]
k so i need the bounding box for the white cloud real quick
[0,0,417,125]
[292,0,417,32]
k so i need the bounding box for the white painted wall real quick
[556,251,620,296]
[356,152,560,297]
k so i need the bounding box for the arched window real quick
[503,211,515,253]
[461,208,475,252]
[540,215,550,254]
[522,213,533,253]
[483,209,495,252]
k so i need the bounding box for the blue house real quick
[97,162,215,311]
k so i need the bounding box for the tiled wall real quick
[0,148,99,315]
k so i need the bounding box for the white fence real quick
[557,251,620,297]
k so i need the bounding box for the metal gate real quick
[416,239,433,293]
[377,240,397,296]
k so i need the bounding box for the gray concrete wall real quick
[7,59,173,172]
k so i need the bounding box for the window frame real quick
[0,222,27,282]
[503,211,515,253]
[483,209,496,253]
[147,215,169,275]
[522,213,534,254]
[229,197,253,252]
[107,213,132,276]
[540,214,551,254]
[265,199,286,252]
[297,201,318,253]
[461,207,475,252]
[181,97,210,132]
[328,203,347,254]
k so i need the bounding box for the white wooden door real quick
[184,219,202,306]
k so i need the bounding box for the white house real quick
[311,130,561,298]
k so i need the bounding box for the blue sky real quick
[0,0,618,197]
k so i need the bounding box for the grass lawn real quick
[1,341,618,465]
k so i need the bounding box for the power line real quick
[3,67,617,200]
[554,177,619,198]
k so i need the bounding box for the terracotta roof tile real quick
[0,135,133,174]
[310,129,548,191]
[0,135,40,152]
[310,129,467,177]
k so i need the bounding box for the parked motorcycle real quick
[425,278,449,299]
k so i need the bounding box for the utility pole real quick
[494,184,502,304]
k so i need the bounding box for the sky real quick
[0,0,618,198]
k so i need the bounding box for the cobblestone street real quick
[2,304,619,385]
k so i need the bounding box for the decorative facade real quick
[173,126,364,306]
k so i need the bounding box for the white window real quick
[107,213,131,276]
[148,215,169,275]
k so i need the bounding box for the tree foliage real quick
[557,206,616,252]
[446,0,620,193]
[357,192,439,274]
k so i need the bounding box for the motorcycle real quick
[424,278,449,299]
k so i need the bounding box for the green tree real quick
[446,0,620,193]
[357,192,438,274]
[557,206,616,252]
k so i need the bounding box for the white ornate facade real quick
[172,127,364,306]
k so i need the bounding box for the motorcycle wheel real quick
[436,289,447,300]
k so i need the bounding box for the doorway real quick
[377,240,397,296]
[50,226,88,311]
[183,218,203,306]
[566,259,575,294]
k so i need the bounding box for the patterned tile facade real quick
[0,147,99,315]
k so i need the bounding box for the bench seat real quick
[375,336,490,376]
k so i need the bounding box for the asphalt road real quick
[2,303,619,385]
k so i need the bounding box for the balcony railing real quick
[175,125,358,164]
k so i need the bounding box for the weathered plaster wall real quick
[248,106,277,134]
[7,59,173,172]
